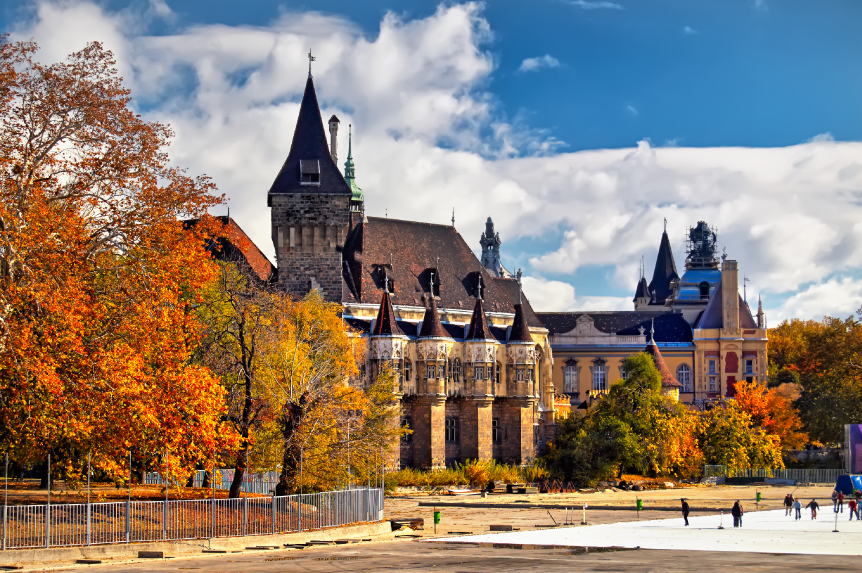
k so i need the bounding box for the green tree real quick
[696,401,783,471]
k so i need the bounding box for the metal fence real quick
[144,470,279,495]
[703,465,844,484]
[0,487,383,550]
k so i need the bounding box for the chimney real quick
[328,115,340,163]
[721,259,739,334]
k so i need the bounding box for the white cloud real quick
[561,0,624,10]
[754,0,768,12]
[683,26,698,35]
[625,104,638,116]
[521,277,631,312]
[12,1,862,322]
[518,55,560,73]
[808,132,835,143]
[772,277,862,323]
[147,0,174,19]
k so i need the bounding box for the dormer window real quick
[299,159,320,185]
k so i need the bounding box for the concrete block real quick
[137,551,164,558]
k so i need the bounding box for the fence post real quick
[46,454,50,549]
[243,497,247,537]
[298,492,302,533]
[3,452,8,551]
[271,495,276,535]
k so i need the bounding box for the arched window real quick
[453,359,461,383]
[699,281,710,299]
[496,361,502,385]
[564,365,578,393]
[677,364,692,392]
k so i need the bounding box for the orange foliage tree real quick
[734,380,808,449]
[0,39,231,483]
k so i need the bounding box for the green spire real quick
[344,124,363,204]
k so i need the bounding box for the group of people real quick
[782,488,862,521]
[678,488,862,527]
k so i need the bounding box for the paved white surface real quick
[438,509,862,556]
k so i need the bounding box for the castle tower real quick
[268,73,352,302]
[479,217,512,278]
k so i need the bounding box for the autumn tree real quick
[257,291,403,494]
[195,254,277,497]
[0,39,230,483]
[696,401,783,471]
[734,380,808,449]
[769,316,862,443]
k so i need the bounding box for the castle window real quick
[440,361,447,379]
[445,418,459,442]
[708,359,717,392]
[699,281,710,299]
[404,360,412,382]
[453,359,462,383]
[592,365,606,391]
[677,364,692,392]
[475,366,485,381]
[426,364,437,379]
[527,367,535,382]
[516,368,525,382]
[492,418,500,443]
[564,365,578,393]
[745,359,754,375]
[496,362,501,385]
[299,159,320,185]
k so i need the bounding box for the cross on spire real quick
[308,50,316,78]
[451,208,455,227]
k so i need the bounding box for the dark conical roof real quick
[633,277,650,301]
[419,296,450,338]
[466,298,494,340]
[648,231,679,304]
[644,341,681,387]
[267,76,351,200]
[372,291,403,336]
[509,304,532,342]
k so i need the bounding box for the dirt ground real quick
[384,484,836,535]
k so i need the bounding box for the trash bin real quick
[636,499,642,511]
[756,492,762,502]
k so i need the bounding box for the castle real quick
[217,67,768,469]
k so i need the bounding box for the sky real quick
[2,0,861,322]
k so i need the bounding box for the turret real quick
[480,217,512,278]
[648,220,679,305]
[757,295,765,328]
[328,115,339,163]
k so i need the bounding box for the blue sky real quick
[4,0,862,320]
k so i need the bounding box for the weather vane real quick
[308,50,316,77]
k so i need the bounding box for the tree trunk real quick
[229,464,245,499]
[277,400,306,495]
[38,460,49,489]
[201,469,211,489]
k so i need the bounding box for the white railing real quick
[703,465,843,485]
[0,487,383,550]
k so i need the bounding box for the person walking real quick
[831,489,838,512]
[784,493,793,516]
[681,498,690,526]
[837,491,844,513]
[854,488,861,503]
[806,498,819,520]
[848,498,858,521]
[731,500,742,528]
[793,498,802,520]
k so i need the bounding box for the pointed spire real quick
[372,289,403,336]
[308,50,315,78]
[419,278,450,339]
[509,303,532,343]
[466,297,494,340]
[644,336,681,388]
[344,124,364,204]
[757,294,765,328]
[451,208,455,227]
[268,74,351,197]
[648,226,680,305]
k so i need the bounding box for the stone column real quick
[412,396,447,470]
[502,398,536,466]
[461,397,493,462]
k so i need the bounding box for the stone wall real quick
[270,194,350,303]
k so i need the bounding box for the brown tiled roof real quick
[537,311,693,343]
[419,296,451,338]
[372,291,403,336]
[644,342,682,387]
[466,298,494,340]
[190,216,275,284]
[267,77,351,201]
[491,276,543,328]
[509,304,532,342]
[695,276,758,329]
[341,217,541,325]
